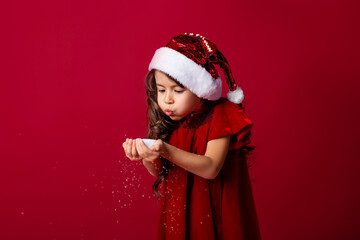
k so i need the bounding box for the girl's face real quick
[155,70,203,121]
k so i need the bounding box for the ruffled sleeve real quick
[208,99,254,150]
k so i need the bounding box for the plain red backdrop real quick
[0,0,359,239]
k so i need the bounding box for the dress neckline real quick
[178,104,215,129]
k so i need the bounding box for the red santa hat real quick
[148,32,244,104]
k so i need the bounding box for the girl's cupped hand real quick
[122,138,163,162]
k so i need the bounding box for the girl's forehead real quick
[155,71,180,86]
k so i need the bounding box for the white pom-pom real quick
[226,86,244,104]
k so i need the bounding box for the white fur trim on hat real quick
[148,47,222,101]
[226,86,244,104]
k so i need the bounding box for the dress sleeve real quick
[208,100,254,150]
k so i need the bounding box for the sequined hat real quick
[148,32,244,104]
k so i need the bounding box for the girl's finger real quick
[150,144,160,151]
[151,139,162,152]
[124,141,133,159]
[126,140,136,160]
[136,139,148,156]
[131,139,139,158]
[135,139,143,155]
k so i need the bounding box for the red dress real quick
[157,98,261,240]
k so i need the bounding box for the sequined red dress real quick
[156,98,261,240]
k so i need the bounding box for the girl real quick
[123,33,261,240]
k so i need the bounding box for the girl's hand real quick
[135,138,163,163]
[122,138,141,161]
[122,138,164,162]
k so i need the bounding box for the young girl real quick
[123,33,261,240]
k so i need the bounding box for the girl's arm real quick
[160,136,230,180]
[142,158,162,177]
[124,137,230,179]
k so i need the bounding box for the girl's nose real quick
[165,92,174,104]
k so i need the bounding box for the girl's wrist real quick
[142,157,162,176]
[160,142,170,159]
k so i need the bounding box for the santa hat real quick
[148,32,244,104]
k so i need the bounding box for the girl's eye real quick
[158,89,165,93]
[175,90,184,93]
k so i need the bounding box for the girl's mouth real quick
[164,110,174,116]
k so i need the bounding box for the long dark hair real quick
[144,69,256,199]
[145,69,179,198]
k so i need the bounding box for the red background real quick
[1,0,359,239]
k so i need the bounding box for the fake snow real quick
[79,147,157,225]
[75,135,162,233]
